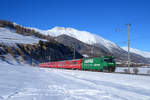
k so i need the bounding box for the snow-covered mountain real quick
[122,47,150,58]
[1,20,150,65]
[31,27,120,51]
[31,26,150,64]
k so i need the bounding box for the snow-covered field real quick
[0,63,150,100]
[116,67,150,74]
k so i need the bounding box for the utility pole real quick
[91,45,94,57]
[126,24,131,73]
[48,55,51,62]
[91,42,94,57]
[73,44,76,59]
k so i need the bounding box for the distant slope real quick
[122,47,150,58]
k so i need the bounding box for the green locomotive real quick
[39,56,116,72]
[81,56,116,72]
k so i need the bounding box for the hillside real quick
[55,34,111,57]
[0,27,46,44]
[0,20,83,65]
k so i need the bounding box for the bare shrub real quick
[124,69,130,74]
[147,70,150,75]
[133,67,139,74]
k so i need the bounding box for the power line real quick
[115,35,150,45]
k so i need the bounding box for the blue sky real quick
[0,0,150,51]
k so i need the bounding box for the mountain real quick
[0,20,83,65]
[0,20,150,66]
[55,34,111,57]
[54,34,150,66]
[32,26,150,65]
[32,26,120,52]
[122,47,150,58]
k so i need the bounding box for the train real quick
[39,56,116,72]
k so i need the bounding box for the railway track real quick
[38,65,150,76]
[65,68,150,76]
[111,72,150,76]
[75,69,150,76]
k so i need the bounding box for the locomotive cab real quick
[103,56,116,72]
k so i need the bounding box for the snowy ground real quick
[0,63,150,100]
[116,67,150,74]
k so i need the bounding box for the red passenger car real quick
[39,59,82,70]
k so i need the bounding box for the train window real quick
[58,61,66,66]
[50,62,56,66]
[69,61,77,64]
[69,61,78,66]
[104,58,114,62]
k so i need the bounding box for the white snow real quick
[0,63,150,100]
[82,54,89,58]
[30,26,120,51]
[116,67,150,74]
[0,27,46,44]
[122,47,150,58]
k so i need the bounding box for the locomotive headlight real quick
[108,63,114,66]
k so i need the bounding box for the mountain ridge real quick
[35,26,150,60]
[122,47,150,58]
[30,26,120,52]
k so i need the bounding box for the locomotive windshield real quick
[104,58,115,62]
